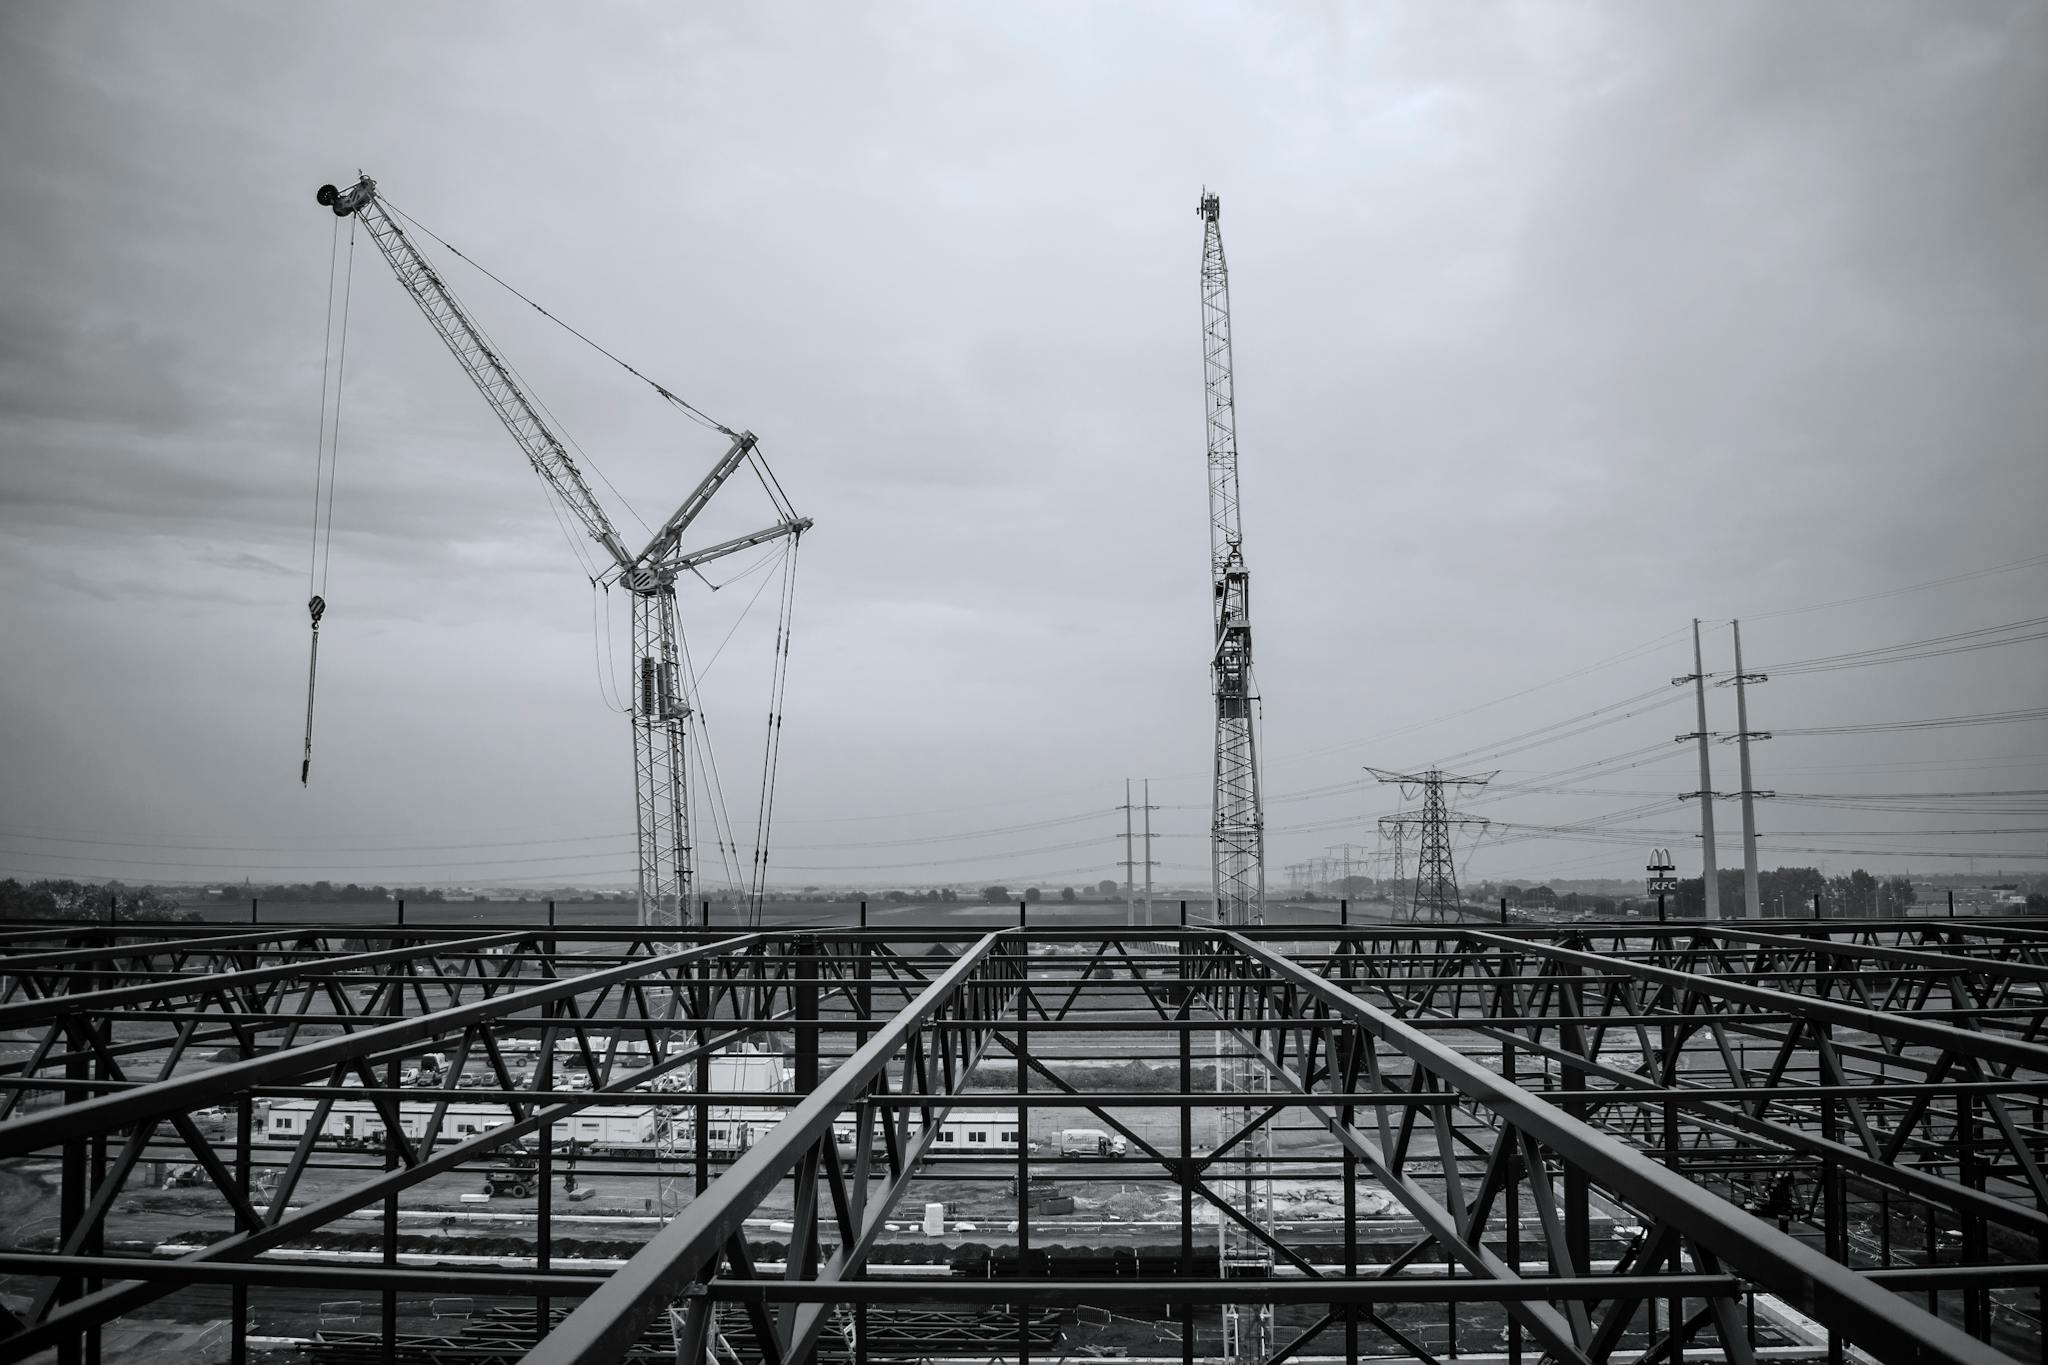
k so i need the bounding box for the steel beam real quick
[1223,931,2017,1365]
[0,935,757,1157]
[524,931,1017,1365]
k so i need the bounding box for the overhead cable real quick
[380,195,736,438]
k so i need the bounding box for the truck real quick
[1057,1128,1126,1159]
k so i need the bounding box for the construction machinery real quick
[1197,188,1273,1365]
[480,1150,539,1200]
[313,175,809,928]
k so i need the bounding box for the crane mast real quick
[1199,191,1263,929]
[1198,189,1271,1365]
[317,176,807,928]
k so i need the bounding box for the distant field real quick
[179,898,1363,931]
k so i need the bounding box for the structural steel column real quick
[1015,936,1031,1365]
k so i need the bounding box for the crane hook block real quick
[301,596,326,786]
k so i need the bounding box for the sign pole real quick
[1646,848,1677,923]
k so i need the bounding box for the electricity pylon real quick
[1368,768,1495,922]
[1717,620,1774,918]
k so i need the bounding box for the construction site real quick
[0,157,2042,1365]
[11,0,2048,1352]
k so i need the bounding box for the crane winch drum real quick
[317,182,372,216]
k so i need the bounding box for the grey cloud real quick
[0,2,2041,891]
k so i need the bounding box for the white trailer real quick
[925,1110,1030,1156]
[554,1105,654,1151]
[671,1107,1030,1160]
[261,1098,651,1150]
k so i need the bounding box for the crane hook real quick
[301,595,326,785]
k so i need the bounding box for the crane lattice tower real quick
[1200,192,1263,930]
[1198,188,1272,1365]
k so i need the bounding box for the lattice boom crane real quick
[1197,188,1272,1365]
[316,175,809,928]
[1198,190,1263,930]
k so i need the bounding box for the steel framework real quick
[0,911,2043,1365]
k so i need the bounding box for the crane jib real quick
[310,173,810,929]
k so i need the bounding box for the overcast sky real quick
[2,2,2044,899]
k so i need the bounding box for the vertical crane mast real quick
[316,176,807,929]
[1198,189,1272,1365]
[1198,191,1265,929]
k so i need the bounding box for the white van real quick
[1058,1127,1127,1158]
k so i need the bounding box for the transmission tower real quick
[1376,816,1408,901]
[1368,768,1495,922]
[1118,779,1159,927]
[1198,188,1271,1365]
[1674,618,1723,919]
[1717,619,1774,918]
[1328,842,1367,900]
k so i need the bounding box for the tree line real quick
[1488,866,1926,918]
[212,881,452,904]
[1667,867,1918,918]
[0,878,196,923]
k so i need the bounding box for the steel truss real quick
[0,916,2041,1365]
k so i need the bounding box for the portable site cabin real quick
[261,1098,652,1148]
[926,1110,1027,1154]
[553,1104,657,1149]
[262,1098,383,1143]
[708,1047,792,1095]
[671,1045,796,1154]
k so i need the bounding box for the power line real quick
[379,195,736,438]
[1261,625,1693,768]
[0,806,1115,857]
[1433,688,1687,767]
[1775,707,2048,737]
[1737,551,2048,622]
[1754,614,2048,677]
